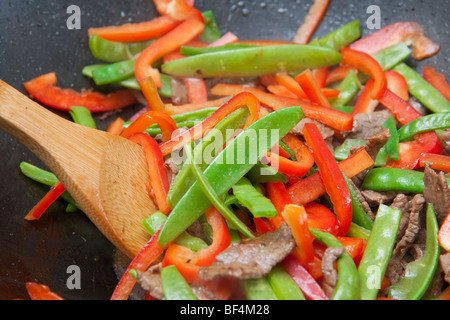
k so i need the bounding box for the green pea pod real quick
[334,138,366,161]
[344,175,374,230]
[240,277,278,300]
[362,167,450,194]
[167,108,249,208]
[161,45,342,78]
[198,10,221,44]
[161,265,198,300]
[330,69,361,107]
[245,162,288,184]
[267,265,306,300]
[89,33,152,62]
[92,60,136,85]
[388,204,439,300]
[382,116,400,161]
[231,177,278,218]
[158,106,305,247]
[358,204,402,300]
[180,43,257,56]
[310,228,360,300]
[398,112,450,142]
[318,20,361,51]
[346,222,371,240]
[393,63,450,113]
[372,42,412,71]
[69,106,97,129]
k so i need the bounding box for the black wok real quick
[0,0,449,300]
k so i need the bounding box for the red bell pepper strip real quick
[134,17,205,86]
[336,236,366,264]
[312,66,330,88]
[293,0,330,44]
[24,72,138,112]
[275,72,339,101]
[111,227,167,300]
[287,148,374,206]
[88,15,180,42]
[348,21,440,60]
[127,133,171,214]
[378,89,423,125]
[208,31,239,47]
[121,110,177,141]
[385,131,443,170]
[265,133,314,177]
[164,97,227,115]
[350,78,378,115]
[385,70,409,100]
[253,217,274,235]
[438,211,450,252]
[266,181,292,230]
[302,123,353,236]
[138,76,167,113]
[280,254,329,300]
[165,0,203,21]
[423,66,450,101]
[107,117,125,136]
[282,204,315,264]
[26,282,64,300]
[419,153,450,172]
[24,182,66,221]
[341,47,387,100]
[183,77,208,104]
[153,0,195,16]
[267,84,299,99]
[159,91,260,156]
[304,202,339,236]
[161,207,231,284]
[295,69,332,108]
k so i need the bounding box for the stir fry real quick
[16,0,450,300]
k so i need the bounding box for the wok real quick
[0,0,448,300]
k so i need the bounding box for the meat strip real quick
[321,247,345,299]
[423,165,450,224]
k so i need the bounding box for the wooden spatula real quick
[0,79,157,258]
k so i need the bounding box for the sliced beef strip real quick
[199,223,295,281]
[164,157,180,187]
[343,110,392,140]
[440,253,450,285]
[321,247,345,299]
[440,129,450,156]
[350,128,391,188]
[349,179,375,220]
[423,165,450,225]
[136,264,165,300]
[361,190,398,208]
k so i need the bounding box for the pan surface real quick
[0,0,449,300]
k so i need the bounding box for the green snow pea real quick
[245,162,288,184]
[398,112,450,142]
[161,45,342,78]
[267,265,306,300]
[167,108,249,208]
[240,277,278,300]
[388,204,440,300]
[362,167,450,194]
[309,228,360,300]
[393,63,450,113]
[330,69,361,107]
[381,116,400,161]
[318,20,361,51]
[158,106,305,247]
[334,138,366,161]
[231,177,278,218]
[358,204,402,300]
[92,60,136,85]
[161,265,198,300]
[372,42,412,71]
[89,33,152,62]
[69,106,97,129]
[344,175,374,230]
[180,43,257,56]
[346,222,371,240]
[198,10,221,44]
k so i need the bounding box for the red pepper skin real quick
[128,133,171,214]
[153,0,195,16]
[165,0,204,21]
[351,79,378,115]
[24,182,66,221]
[293,0,330,44]
[120,110,177,141]
[305,202,339,236]
[88,15,180,42]
[282,204,315,264]
[107,117,125,136]
[378,89,423,125]
[265,133,314,177]
[349,21,440,60]
[24,72,138,112]
[423,66,450,101]
[341,47,387,100]
[134,17,205,85]
[295,69,332,108]
[159,91,260,156]
[162,207,231,284]
[439,211,450,252]
[302,123,352,236]
[281,254,328,300]
[111,227,167,300]
[287,148,374,206]
[325,66,357,85]
[26,282,64,300]
[385,70,409,100]
[419,153,450,172]
[266,181,292,230]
